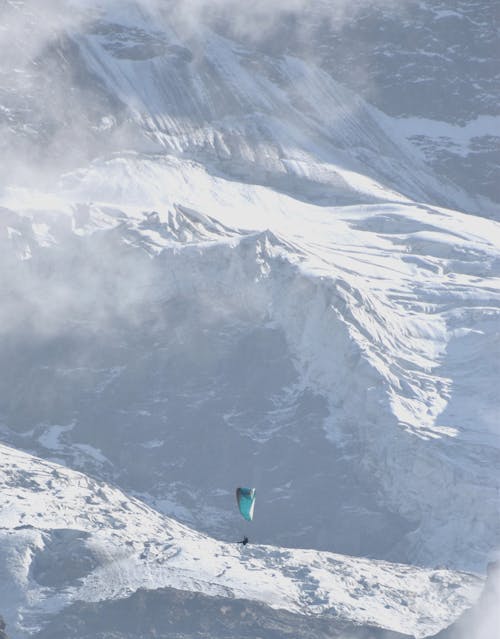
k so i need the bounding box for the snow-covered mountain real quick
[0,443,482,638]
[0,1,498,637]
[0,0,491,215]
[211,0,500,209]
[2,186,500,570]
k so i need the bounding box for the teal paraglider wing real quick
[236,487,256,521]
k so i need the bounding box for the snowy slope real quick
[0,443,482,638]
[1,167,499,570]
[0,0,486,215]
[216,0,499,208]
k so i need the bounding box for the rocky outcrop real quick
[34,586,411,639]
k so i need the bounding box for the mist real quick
[435,561,500,639]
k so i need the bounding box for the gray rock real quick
[34,586,411,639]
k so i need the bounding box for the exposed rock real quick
[34,586,411,639]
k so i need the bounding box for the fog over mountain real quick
[0,1,498,638]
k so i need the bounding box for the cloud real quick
[437,560,500,639]
[155,0,414,47]
[464,561,500,639]
[0,0,90,67]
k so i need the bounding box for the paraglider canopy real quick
[236,487,256,521]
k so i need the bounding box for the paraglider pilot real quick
[235,487,255,546]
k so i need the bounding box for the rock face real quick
[33,587,411,639]
[324,0,500,209]
[211,0,500,208]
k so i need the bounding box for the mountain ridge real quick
[0,442,482,639]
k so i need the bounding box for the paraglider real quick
[236,487,256,521]
[236,487,255,545]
